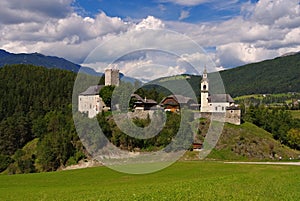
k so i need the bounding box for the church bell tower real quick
[200,67,210,112]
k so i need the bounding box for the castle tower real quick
[105,68,120,86]
[200,67,210,112]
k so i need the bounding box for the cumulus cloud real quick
[135,16,165,30]
[251,0,300,26]
[167,0,300,68]
[216,42,278,67]
[82,31,209,81]
[179,10,190,20]
[0,0,73,24]
[0,11,131,63]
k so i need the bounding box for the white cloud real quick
[216,43,278,67]
[135,16,165,30]
[0,0,73,24]
[166,0,300,68]
[251,0,300,26]
[0,11,131,63]
[179,10,190,20]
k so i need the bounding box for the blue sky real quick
[0,0,299,80]
[75,0,257,22]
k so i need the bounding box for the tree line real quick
[242,104,300,150]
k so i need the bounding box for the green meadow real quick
[290,110,300,119]
[0,161,299,201]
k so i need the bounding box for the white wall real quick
[78,95,106,118]
[209,102,230,113]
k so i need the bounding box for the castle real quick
[78,68,119,118]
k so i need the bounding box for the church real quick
[200,68,241,125]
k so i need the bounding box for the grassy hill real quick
[0,161,299,200]
[207,122,300,161]
[290,110,300,119]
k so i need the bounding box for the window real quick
[215,107,218,111]
[222,107,224,111]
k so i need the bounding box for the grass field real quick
[290,110,300,119]
[0,161,299,201]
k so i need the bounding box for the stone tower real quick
[105,68,120,86]
[200,67,210,112]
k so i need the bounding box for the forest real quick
[241,104,300,150]
[0,65,83,173]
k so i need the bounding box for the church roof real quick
[80,85,104,95]
[208,94,234,103]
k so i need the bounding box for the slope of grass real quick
[0,161,299,201]
[290,110,300,119]
[207,122,300,161]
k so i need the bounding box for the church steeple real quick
[201,66,208,91]
[200,66,209,112]
[202,66,208,80]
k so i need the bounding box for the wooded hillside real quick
[220,53,300,97]
[0,65,84,173]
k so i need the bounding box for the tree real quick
[287,128,300,150]
[99,85,115,107]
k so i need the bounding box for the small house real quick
[160,94,197,112]
[131,94,158,111]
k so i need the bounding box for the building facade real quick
[78,85,106,118]
[78,68,120,118]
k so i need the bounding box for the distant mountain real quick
[219,52,300,97]
[143,52,300,98]
[0,49,81,72]
[279,51,300,57]
[0,49,141,83]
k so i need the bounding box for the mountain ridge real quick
[1,49,299,97]
[0,49,103,76]
[0,49,141,83]
[219,52,300,97]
